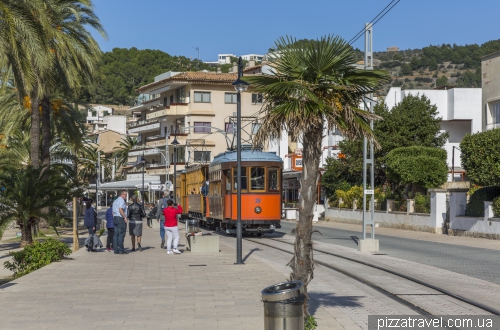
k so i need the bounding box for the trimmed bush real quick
[414,193,430,213]
[461,129,500,186]
[386,146,448,189]
[3,238,71,278]
[465,186,500,217]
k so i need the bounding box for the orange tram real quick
[176,148,283,236]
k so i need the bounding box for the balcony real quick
[145,133,188,148]
[146,103,189,120]
[128,119,160,134]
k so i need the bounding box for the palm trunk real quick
[41,94,51,168]
[30,93,40,168]
[289,125,323,317]
[19,218,35,247]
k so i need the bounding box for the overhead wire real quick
[348,0,401,46]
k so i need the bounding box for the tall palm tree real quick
[0,165,71,246]
[244,35,389,317]
[113,136,138,176]
[37,0,106,167]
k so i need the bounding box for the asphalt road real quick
[278,221,500,286]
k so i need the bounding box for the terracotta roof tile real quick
[137,72,238,92]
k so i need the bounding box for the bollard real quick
[261,281,305,330]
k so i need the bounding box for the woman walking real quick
[84,201,96,235]
[162,200,183,255]
[127,195,146,251]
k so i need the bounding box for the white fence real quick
[325,188,500,239]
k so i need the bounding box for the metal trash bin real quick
[261,280,305,330]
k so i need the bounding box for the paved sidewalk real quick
[0,223,339,329]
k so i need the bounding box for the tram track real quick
[243,237,500,317]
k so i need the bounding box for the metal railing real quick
[128,119,159,128]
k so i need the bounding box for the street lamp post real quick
[171,132,180,203]
[232,57,249,265]
[140,152,146,206]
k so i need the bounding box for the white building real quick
[241,54,264,62]
[482,51,500,131]
[385,86,482,181]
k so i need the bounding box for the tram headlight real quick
[254,206,262,214]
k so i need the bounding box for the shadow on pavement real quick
[308,292,363,316]
[350,236,359,245]
[243,248,262,262]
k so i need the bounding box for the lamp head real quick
[171,136,180,148]
[232,78,249,92]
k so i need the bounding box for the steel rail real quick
[244,237,500,316]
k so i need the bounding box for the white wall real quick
[104,116,127,135]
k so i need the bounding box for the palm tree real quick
[244,35,389,316]
[0,165,71,246]
[113,136,138,177]
[37,0,106,167]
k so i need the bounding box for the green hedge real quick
[386,146,448,189]
[461,129,500,186]
[465,186,500,217]
[3,238,71,278]
[493,196,500,217]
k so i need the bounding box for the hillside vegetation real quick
[374,39,500,94]
[88,39,500,105]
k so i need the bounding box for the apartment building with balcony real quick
[124,70,264,188]
[482,51,500,131]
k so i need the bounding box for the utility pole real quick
[359,23,379,252]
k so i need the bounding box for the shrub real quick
[3,238,71,278]
[414,193,430,213]
[465,186,500,217]
[461,129,500,186]
[386,146,448,189]
[493,197,500,217]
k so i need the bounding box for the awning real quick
[88,176,161,191]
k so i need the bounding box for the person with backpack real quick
[156,191,170,248]
[162,199,183,255]
[127,195,146,251]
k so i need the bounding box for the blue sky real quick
[92,0,500,61]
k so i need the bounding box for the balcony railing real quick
[128,119,159,129]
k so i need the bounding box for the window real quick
[225,122,235,134]
[233,167,248,191]
[194,122,211,133]
[172,147,185,163]
[225,170,231,191]
[163,97,167,107]
[225,93,237,104]
[176,87,186,103]
[268,168,279,191]
[194,151,211,162]
[491,100,500,124]
[194,91,211,103]
[252,93,263,104]
[250,167,265,191]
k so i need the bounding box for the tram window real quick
[233,167,248,190]
[225,171,231,191]
[268,168,279,191]
[250,167,265,191]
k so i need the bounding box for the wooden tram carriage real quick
[180,148,283,236]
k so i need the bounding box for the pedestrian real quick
[105,202,115,252]
[112,190,129,255]
[84,201,96,236]
[147,201,157,228]
[127,195,146,251]
[162,199,183,255]
[156,191,170,248]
